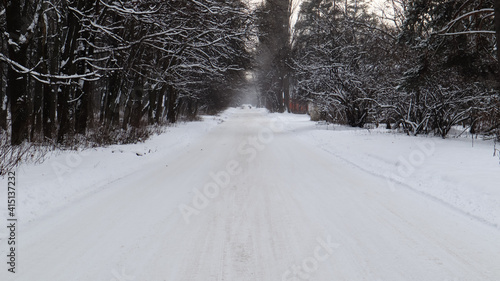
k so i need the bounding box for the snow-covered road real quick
[2,108,500,280]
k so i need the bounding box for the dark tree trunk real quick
[75,82,90,134]
[186,99,198,121]
[58,0,83,144]
[105,73,121,127]
[283,76,290,113]
[57,89,70,144]
[274,84,284,112]
[31,80,43,141]
[148,88,157,124]
[495,0,500,87]
[7,61,29,146]
[86,81,95,130]
[5,0,29,145]
[74,54,91,135]
[0,59,6,131]
[0,33,6,131]
[99,83,107,124]
[74,1,96,135]
[122,96,131,130]
[31,18,46,142]
[130,87,143,128]
[167,85,178,123]
[0,97,5,131]
[42,82,55,140]
[44,5,59,141]
[154,88,165,124]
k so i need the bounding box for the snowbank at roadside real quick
[272,113,500,229]
[0,114,228,226]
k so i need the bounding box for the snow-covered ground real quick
[0,107,499,280]
[0,115,224,225]
[274,113,500,229]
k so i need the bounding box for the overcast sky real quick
[247,0,390,20]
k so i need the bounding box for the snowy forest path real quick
[3,108,500,281]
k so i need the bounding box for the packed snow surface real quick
[1,107,499,280]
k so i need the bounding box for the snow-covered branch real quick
[0,53,101,83]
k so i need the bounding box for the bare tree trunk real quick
[32,18,46,142]
[186,99,198,121]
[44,5,59,141]
[495,0,500,88]
[122,94,131,130]
[75,1,96,135]
[105,73,120,127]
[0,94,6,131]
[41,25,54,141]
[166,85,178,123]
[58,0,83,143]
[31,79,43,141]
[5,0,29,145]
[42,82,55,140]
[75,80,90,135]
[283,71,290,112]
[0,33,6,131]
[130,86,143,128]
[154,88,165,124]
[57,89,70,144]
[148,87,157,124]
[0,60,6,131]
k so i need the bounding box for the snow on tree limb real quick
[0,53,101,83]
